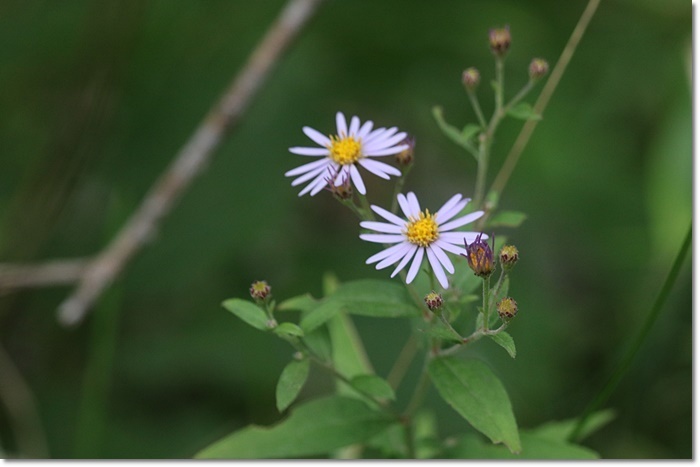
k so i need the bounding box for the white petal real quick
[405,247,425,284]
[309,176,330,196]
[440,231,485,245]
[391,244,418,278]
[349,165,366,195]
[367,131,407,151]
[371,205,408,227]
[349,116,360,136]
[357,120,374,139]
[289,146,329,156]
[285,158,330,177]
[376,242,414,270]
[359,158,402,178]
[406,192,421,217]
[366,241,409,264]
[297,173,328,197]
[429,243,455,274]
[436,194,464,219]
[434,238,466,255]
[303,126,331,146]
[439,211,485,231]
[359,233,405,244]
[334,165,349,186]
[365,145,410,157]
[397,194,413,219]
[426,247,448,289]
[336,112,348,137]
[365,127,397,145]
[437,198,469,224]
[291,164,330,186]
[359,221,403,234]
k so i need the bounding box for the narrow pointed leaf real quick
[276,358,310,412]
[328,313,373,398]
[530,410,616,442]
[350,374,396,401]
[222,299,269,331]
[487,210,528,228]
[277,294,320,313]
[446,433,599,459]
[273,322,305,338]
[488,332,516,358]
[429,357,521,453]
[506,102,541,121]
[432,106,477,156]
[195,396,394,459]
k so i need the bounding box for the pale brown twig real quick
[0,0,325,325]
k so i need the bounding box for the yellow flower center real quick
[405,210,439,247]
[328,136,362,165]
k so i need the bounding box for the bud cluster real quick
[424,291,444,312]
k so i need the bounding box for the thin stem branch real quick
[567,224,691,442]
[386,334,418,390]
[489,0,602,198]
[467,91,487,129]
[0,259,89,292]
[52,0,326,326]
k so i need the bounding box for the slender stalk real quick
[403,358,432,418]
[501,80,535,116]
[438,322,508,357]
[487,268,507,316]
[467,91,487,129]
[439,311,465,341]
[567,224,691,442]
[357,193,376,221]
[387,334,419,390]
[489,0,602,199]
[481,276,491,330]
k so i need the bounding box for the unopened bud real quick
[250,280,271,300]
[424,291,444,312]
[395,137,415,166]
[489,26,511,57]
[499,245,519,271]
[497,297,518,321]
[324,169,353,200]
[529,58,549,81]
[462,67,480,91]
[461,234,494,278]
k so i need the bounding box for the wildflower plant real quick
[196,26,613,460]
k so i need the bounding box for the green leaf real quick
[487,210,528,228]
[461,123,482,141]
[277,294,319,313]
[446,433,599,459]
[331,279,420,318]
[195,396,394,459]
[328,313,374,398]
[488,332,516,358]
[222,299,269,331]
[273,322,304,338]
[432,106,477,156]
[350,374,396,401]
[300,299,344,333]
[529,409,616,442]
[304,326,332,362]
[429,357,521,453]
[421,320,463,343]
[276,358,310,412]
[506,102,541,121]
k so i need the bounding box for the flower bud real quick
[489,26,511,57]
[395,136,415,166]
[462,67,480,91]
[497,297,518,321]
[424,291,444,312]
[324,169,353,200]
[499,244,519,271]
[250,280,271,301]
[529,58,549,81]
[461,233,494,278]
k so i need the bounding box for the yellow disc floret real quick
[328,136,362,165]
[405,210,439,247]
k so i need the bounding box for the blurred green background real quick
[0,0,691,459]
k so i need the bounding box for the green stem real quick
[438,322,509,357]
[481,276,491,330]
[487,268,507,316]
[567,224,691,442]
[467,90,487,129]
[501,80,535,116]
[403,357,432,418]
[439,310,465,341]
[489,0,602,199]
[386,334,419,390]
[357,194,376,221]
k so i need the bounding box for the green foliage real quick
[276,358,310,412]
[349,375,396,401]
[195,396,394,459]
[446,433,598,459]
[488,332,516,358]
[432,106,478,156]
[277,294,319,313]
[487,210,527,228]
[529,410,616,442]
[428,357,521,453]
[222,299,269,331]
[327,312,374,398]
[273,322,305,338]
[505,102,541,121]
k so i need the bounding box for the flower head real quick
[529,58,549,81]
[462,233,494,278]
[424,291,444,312]
[489,26,511,57]
[249,280,271,301]
[497,297,518,321]
[286,112,409,196]
[360,192,486,289]
[499,244,519,271]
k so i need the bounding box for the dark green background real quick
[0,0,691,459]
